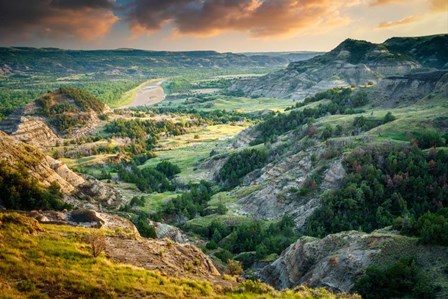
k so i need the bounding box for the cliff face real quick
[0,131,124,209]
[261,231,391,292]
[0,113,60,147]
[372,70,448,107]
[230,36,448,100]
[261,230,448,295]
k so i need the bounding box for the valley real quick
[0,34,447,299]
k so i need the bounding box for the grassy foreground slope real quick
[0,213,358,299]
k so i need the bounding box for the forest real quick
[305,144,448,241]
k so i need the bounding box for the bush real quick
[383,112,396,123]
[130,196,146,207]
[236,280,274,294]
[135,215,157,238]
[88,229,106,257]
[227,259,243,276]
[205,241,218,250]
[155,160,181,179]
[413,129,446,149]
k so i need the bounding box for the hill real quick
[0,88,110,145]
[0,212,359,298]
[0,48,319,77]
[230,34,447,100]
[384,34,448,69]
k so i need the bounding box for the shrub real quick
[136,216,157,238]
[414,209,448,246]
[383,112,396,123]
[236,280,274,294]
[88,229,106,257]
[16,280,36,292]
[227,259,243,276]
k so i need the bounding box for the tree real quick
[383,112,396,123]
[216,202,228,215]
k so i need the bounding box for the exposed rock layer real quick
[0,131,124,209]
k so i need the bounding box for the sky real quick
[0,0,446,52]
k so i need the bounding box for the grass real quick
[158,95,293,112]
[209,97,293,112]
[61,154,115,169]
[143,141,221,183]
[187,215,253,230]
[140,192,179,213]
[208,192,239,208]
[157,124,248,150]
[0,213,359,299]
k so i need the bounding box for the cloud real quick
[430,0,447,12]
[126,0,357,38]
[0,0,118,43]
[370,0,447,12]
[369,0,402,6]
[378,15,422,28]
[51,0,115,9]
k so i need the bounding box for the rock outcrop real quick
[261,231,393,291]
[261,230,448,296]
[372,70,448,107]
[149,220,189,243]
[19,211,224,283]
[234,140,345,228]
[0,131,124,209]
[0,112,59,147]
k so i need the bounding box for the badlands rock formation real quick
[0,131,124,209]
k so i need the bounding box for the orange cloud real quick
[430,0,448,12]
[0,0,118,42]
[127,0,357,38]
[369,0,402,6]
[378,15,422,28]
[370,0,448,12]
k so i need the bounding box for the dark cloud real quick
[0,0,118,43]
[50,0,115,9]
[126,0,355,37]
